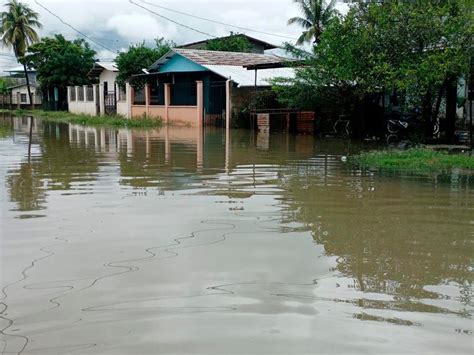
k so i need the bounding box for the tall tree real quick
[205,34,252,52]
[0,0,42,108]
[24,34,96,109]
[276,0,472,140]
[287,0,338,45]
[116,38,174,89]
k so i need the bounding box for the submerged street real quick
[0,116,473,354]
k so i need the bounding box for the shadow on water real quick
[0,115,473,354]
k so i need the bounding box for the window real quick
[20,94,27,103]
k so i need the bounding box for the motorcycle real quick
[386,109,439,136]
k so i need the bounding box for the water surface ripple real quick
[0,116,473,354]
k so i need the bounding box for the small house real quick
[130,48,296,126]
[68,62,128,116]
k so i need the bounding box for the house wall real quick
[159,55,207,74]
[117,101,129,117]
[99,70,118,91]
[10,86,42,106]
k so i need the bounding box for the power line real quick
[34,0,118,54]
[140,0,297,41]
[129,0,217,38]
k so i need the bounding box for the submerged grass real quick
[350,148,474,172]
[3,109,162,128]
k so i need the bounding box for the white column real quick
[226,79,232,131]
[225,79,232,173]
[126,82,132,119]
[83,85,87,102]
[145,83,150,117]
[92,84,98,115]
[67,86,71,103]
[196,81,203,126]
[99,84,105,116]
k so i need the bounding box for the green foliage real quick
[24,34,96,89]
[350,148,474,172]
[0,78,8,94]
[275,0,473,116]
[288,0,339,45]
[116,38,174,89]
[0,0,41,58]
[11,109,162,128]
[205,34,252,52]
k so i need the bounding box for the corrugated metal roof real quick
[173,48,289,66]
[150,48,294,71]
[203,65,295,87]
[96,62,117,72]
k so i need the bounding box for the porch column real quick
[126,82,132,119]
[83,85,87,102]
[92,84,98,116]
[75,86,80,104]
[67,86,71,103]
[196,81,204,127]
[145,83,150,117]
[226,79,232,131]
[99,84,105,116]
[164,83,171,123]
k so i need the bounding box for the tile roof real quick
[173,48,289,67]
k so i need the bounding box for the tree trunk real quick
[23,62,34,110]
[445,77,457,144]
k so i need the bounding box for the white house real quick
[67,62,130,117]
[5,66,42,107]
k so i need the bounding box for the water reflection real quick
[1,116,473,354]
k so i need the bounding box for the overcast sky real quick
[0,0,349,72]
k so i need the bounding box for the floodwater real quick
[0,115,473,355]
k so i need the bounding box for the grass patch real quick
[350,148,474,172]
[5,109,162,128]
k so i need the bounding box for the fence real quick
[86,86,94,101]
[70,87,76,101]
[77,87,84,101]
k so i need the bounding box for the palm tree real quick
[288,0,337,46]
[0,0,41,108]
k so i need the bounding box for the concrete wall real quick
[130,81,204,126]
[68,86,98,116]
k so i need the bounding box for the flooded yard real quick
[0,115,473,354]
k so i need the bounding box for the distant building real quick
[178,34,277,54]
[4,66,42,107]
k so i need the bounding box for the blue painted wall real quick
[159,54,208,74]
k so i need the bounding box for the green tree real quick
[116,38,174,88]
[0,0,42,108]
[205,34,252,52]
[288,0,338,45]
[24,34,96,108]
[276,0,472,140]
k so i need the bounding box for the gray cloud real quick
[1,0,349,71]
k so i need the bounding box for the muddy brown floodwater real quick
[0,115,473,354]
